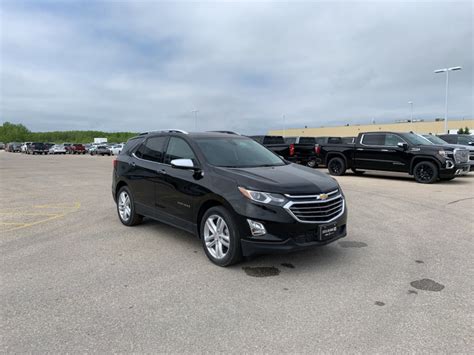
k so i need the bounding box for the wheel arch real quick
[325,152,348,166]
[195,197,236,239]
[409,156,442,175]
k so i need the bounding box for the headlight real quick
[238,187,287,206]
[439,150,454,158]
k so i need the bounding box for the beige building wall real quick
[268,119,474,137]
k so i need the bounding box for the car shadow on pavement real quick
[135,218,351,269]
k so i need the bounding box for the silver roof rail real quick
[139,129,189,135]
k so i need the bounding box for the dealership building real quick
[268,119,474,137]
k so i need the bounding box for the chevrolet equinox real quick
[112,130,347,266]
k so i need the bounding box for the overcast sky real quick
[1,0,472,134]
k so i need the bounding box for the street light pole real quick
[191,110,199,131]
[408,101,413,122]
[434,66,462,133]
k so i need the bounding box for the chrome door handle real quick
[158,169,167,175]
[381,149,389,152]
[356,148,364,151]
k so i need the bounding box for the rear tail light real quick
[315,145,321,155]
[113,159,118,169]
[289,144,295,156]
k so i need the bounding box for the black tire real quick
[200,206,242,267]
[413,161,438,184]
[327,157,346,176]
[116,186,143,226]
[306,160,318,168]
[351,168,365,175]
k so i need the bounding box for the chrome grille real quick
[454,149,469,164]
[284,190,345,223]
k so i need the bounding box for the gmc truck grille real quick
[454,149,469,164]
[284,190,345,223]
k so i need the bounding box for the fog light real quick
[247,219,266,236]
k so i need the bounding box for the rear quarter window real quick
[122,137,144,155]
[263,136,285,144]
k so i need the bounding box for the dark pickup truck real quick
[250,135,319,167]
[316,132,470,183]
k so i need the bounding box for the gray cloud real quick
[1,0,472,134]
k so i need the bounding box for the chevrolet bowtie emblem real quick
[317,193,329,200]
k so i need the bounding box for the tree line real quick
[0,122,138,144]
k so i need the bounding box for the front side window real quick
[384,134,406,146]
[135,136,167,162]
[164,137,196,164]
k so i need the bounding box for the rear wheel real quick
[306,160,317,168]
[201,206,242,266]
[328,157,346,176]
[116,186,143,226]
[413,161,438,184]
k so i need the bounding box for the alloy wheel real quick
[329,160,341,174]
[118,191,131,222]
[204,215,230,260]
[415,164,434,182]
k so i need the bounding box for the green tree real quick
[457,127,465,134]
[464,126,470,135]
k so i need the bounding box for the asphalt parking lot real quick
[1,151,473,353]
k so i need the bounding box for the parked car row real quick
[4,142,125,155]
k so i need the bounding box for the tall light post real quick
[434,66,462,133]
[408,101,413,122]
[191,110,199,131]
[282,114,286,137]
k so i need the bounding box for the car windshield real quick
[404,133,433,145]
[422,135,447,145]
[195,137,286,168]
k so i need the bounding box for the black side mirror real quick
[397,142,408,150]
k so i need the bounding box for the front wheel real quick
[306,160,318,168]
[413,161,438,184]
[116,186,143,226]
[201,206,242,266]
[328,157,346,176]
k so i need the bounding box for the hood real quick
[214,163,339,194]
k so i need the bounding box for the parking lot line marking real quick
[2,201,81,233]
[0,222,28,226]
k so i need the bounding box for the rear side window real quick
[361,134,385,146]
[299,137,316,144]
[135,136,167,162]
[164,137,196,164]
[263,136,285,144]
[285,137,297,144]
[122,137,144,155]
[327,137,342,144]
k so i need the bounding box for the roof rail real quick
[208,130,240,135]
[139,129,189,135]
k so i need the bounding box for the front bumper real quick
[439,162,470,178]
[238,209,347,257]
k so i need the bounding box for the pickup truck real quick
[316,131,470,183]
[250,135,319,167]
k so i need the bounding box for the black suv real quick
[112,130,347,266]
